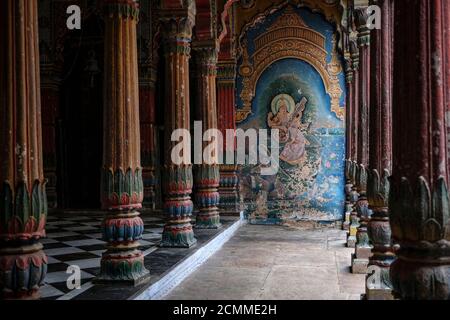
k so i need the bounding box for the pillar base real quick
[0,244,47,300]
[195,213,222,229]
[355,244,372,259]
[96,248,150,286]
[351,253,369,274]
[161,223,197,248]
[390,254,450,299]
[365,287,395,300]
[347,235,357,248]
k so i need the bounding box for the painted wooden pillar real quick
[159,10,197,247]
[0,0,48,299]
[350,39,360,169]
[217,61,240,216]
[365,0,395,300]
[140,65,159,210]
[97,0,149,285]
[347,39,361,248]
[193,45,222,229]
[355,7,371,169]
[390,0,450,300]
[41,74,60,210]
[351,7,372,274]
[343,55,355,232]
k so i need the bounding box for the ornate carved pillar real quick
[351,7,372,273]
[343,55,354,232]
[138,1,160,211]
[97,0,149,285]
[159,7,197,247]
[192,45,221,229]
[217,61,240,216]
[355,7,371,169]
[365,0,395,300]
[390,0,450,300]
[41,68,61,210]
[0,0,47,299]
[140,64,159,210]
[350,39,360,167]
[347,39,361,248]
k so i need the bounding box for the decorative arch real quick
[236,5,344,123]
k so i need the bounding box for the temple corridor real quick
[1,0,450,302]
[165,225,365,300]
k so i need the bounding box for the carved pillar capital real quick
[354,7,371,47]
[103,0,140,18]
[350,39,360,71]
[217,60,237,84]
[344,55,354,84]
[159,12,195,40]
[193,43,219,76]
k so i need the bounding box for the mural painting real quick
[236,6,347,224]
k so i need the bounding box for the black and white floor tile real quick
[40,214,164,300]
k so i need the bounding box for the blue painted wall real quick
[236,6,346,223]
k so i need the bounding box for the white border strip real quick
[134,213,245,300]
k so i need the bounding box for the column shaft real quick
[347,39,361,248]
[140,66,159,210]
[0,0,47,299]
[193,46,221,229]
[351,7,372,274]
[217,62,240,216]
[160,14,197,247]
[366,0,395,300]
[343,55,354,232]
[97,0,149,285]
[390,0,450,299]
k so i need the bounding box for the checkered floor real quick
[40,213,164,300]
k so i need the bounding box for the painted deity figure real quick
[267,98,291,143]
[268,94,310,165]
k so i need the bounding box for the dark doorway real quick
[58,15,104,209]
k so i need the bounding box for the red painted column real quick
[192,45,221,229]
[366,0,395,300]
[159,7,197,247]
[217,61,240,215]
[0,0,48,299]
[390,0,450,299]
[343,54,355,232]
[355,7,371,169]
[347,38,361,248]
[97,0,149,284]
[139,65,159,210]
[351,7,372,274]
[350,39,360,167]
[41,78,60,210]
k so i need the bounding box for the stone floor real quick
[40,212,164,300]
[39,212,240,300]
[165,224,366,300]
